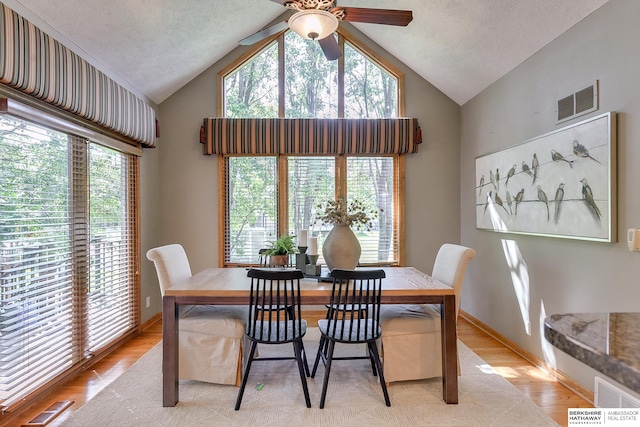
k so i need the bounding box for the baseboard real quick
[460,310,594,404]
[140,312,162,332]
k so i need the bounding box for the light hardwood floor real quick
[9,316,592,427]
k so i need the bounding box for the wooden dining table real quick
[162,266,459,406]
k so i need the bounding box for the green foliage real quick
[222,30,397,120]
[344,43,397,118]
[284,32,338,118]
[263,234,297,255]
[90,144,128,235]
[227,157,277,258]
[0,118,70,244]
[224,43,279,118]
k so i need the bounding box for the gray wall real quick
[142,24,461,319]
[140,143,162,321]
[460,0,640,392]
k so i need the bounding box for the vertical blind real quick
[0,112,139,410]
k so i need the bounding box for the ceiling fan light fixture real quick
[288,10,338,41]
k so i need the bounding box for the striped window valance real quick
[200,118,422,155]
[0,2,156,147]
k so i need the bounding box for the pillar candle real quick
[298,229,308,247]
[308,237,318,255]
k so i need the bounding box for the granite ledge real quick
[544,313,640,394]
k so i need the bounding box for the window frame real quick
[218,27,405,118]
[218,153,405,268]
[217,27,407,268]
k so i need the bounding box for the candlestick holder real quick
[296,246,309,271]
[306,255,321,276]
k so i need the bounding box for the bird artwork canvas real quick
[475,112,616,242]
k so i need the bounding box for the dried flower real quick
[316,195,378,230]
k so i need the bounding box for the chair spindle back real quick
[325,268,386,342]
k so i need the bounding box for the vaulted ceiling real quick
[4,0,608,106]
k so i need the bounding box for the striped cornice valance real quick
[200,118,422,155]
[0,2,156,147]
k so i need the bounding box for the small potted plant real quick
[263,234,297,268]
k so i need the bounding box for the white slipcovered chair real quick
[379,243,476,383]
[146,244,247,386]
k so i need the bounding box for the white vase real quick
[322,224,361,271]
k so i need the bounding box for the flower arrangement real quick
[316,195,377,230]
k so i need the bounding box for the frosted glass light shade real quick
[288,10,339,40]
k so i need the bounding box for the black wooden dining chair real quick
[257,248,269,267]
[256,251,310,376]
[311,268,390,409]
[235,268,311,410]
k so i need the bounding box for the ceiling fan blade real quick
[318,34,341,61]
[336,7,413,26]
[238,21,289,45]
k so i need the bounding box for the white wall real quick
[460,0,640,391]
[143,24,461,318]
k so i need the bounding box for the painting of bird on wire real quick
[475,112,616,242]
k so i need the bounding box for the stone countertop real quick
[544,313,640,393]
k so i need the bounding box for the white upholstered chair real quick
[379,243,476,383]
[146,244,247,386]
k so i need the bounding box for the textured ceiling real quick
[3,0,608,106]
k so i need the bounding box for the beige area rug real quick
[62,328,558,426]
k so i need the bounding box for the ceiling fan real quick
[238,0,413,61]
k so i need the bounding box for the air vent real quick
[594,376,640,408]
[557,80,598,123]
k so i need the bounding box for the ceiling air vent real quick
[557,80,598,123]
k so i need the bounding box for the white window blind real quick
[287,156,335,264]
[0,118,78,406]
[347,157,397,264]
[87,144,137,352]
[225,156,278,264]
[223,155,399,267]
[0,112,138,410]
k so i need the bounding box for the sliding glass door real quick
[0,114,138,409]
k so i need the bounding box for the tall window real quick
[220,29,404,267]
[284,32,338,118]
[224,42,278,118]
[344,43,397,118]
[0,112,138,409]
[226,157,278,261]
